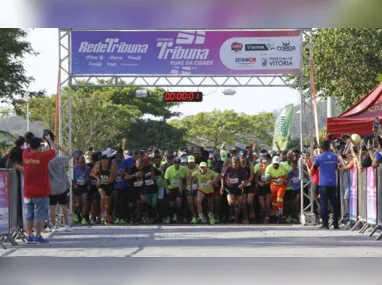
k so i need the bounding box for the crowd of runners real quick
[69,140,311,226]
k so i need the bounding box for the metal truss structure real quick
[58,28,315,224]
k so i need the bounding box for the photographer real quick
[46,131,73,232]
[22,130,59,244]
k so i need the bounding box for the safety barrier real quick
[338,165,382,241]
[0,169,25,248]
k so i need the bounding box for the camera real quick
[373,117,380,133]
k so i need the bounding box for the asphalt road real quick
[1,224,381,285]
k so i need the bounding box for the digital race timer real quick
[163,92,203,102]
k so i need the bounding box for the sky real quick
[23,28,300,118]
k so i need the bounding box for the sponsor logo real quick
[261,58,268,67]
[231,42,243,52]
[106,62,117,67]
[128,55,142,61]
[245,44,269,51]
[78,38,149,54]
[277,42,296,51]
[235,57,256,64]
[157,32,209,60]
[267,44,275,50]
[109,55,123,60]
[269,59,293,66]
[89,62,102,67]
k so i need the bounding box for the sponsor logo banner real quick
[71,30,301,75]
[0,172,9,235]
[272,104,294,151]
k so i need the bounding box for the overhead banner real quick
[0,172,9,235]
[366,167,377,225]
[272,104,294,151]
[71,30,301,76]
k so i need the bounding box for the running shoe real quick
[115,218,120,225]
[209,216,216,225]
[81,218,88,226]
[51,225,58,232]
[65,225,73,232]
[165,217,171,224]
[264,217,270,224]
[242,218,249,225]
[286,215,292,224]
[172,214,178,223]
[33,236,49,244]
[197,217,203,224]
[202,215,207,224]
[73,214,79,223]
[26,236,35,244]
[183,217,189,224]
[119,219,127,224]
[100,218,106,225]
[191,217,198,224]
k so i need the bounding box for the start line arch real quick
[58,28,316,225]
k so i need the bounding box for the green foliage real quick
[0,29,45,111]
[291,28,382,111]
[169,110,274,147]
[23,85,183,150]
[126,119,186,150]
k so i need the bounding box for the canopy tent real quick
[327,83,382,137]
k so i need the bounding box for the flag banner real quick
[272,104,294,150]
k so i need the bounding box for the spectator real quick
[23,136,57,244]
[47,134,73,232]
[24,132,35,148]
[6,136,26,169]
[313,140,339,230]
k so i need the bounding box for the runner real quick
[192,162,221,224]
[265,156,288,222]
[239,150,255,224]
[185,155,199,223]
[210,158,223,223]
[221,156,249,223]
[112,149,128,224]
[125,159,152,224]
[143,160,159,224]
[91,154,116,224]
[287,160,301,223]
[154,155,166,223]
[88,152,101,224]
[164,157,186,224]
[256,153,272,224]
[73,155,90,225]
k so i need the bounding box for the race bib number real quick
[292,178,300,184]
[172,180,180,187]
[145,179,154,186]
[192,184,198,190]
[229,178,239,184]
[158,188,165,199]
[77,178,85,186]
[134,181,144,187]
[91,179,97,186]
[261,175,267,182]
[201,183,209,189]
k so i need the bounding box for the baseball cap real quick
[29,137,42,149]
[188,155,195,163]
[24,132,35,143]
[220,149,228,161]
[272,156,281,164]
[199,162,207,168]
[180,157,187,164]
[239,150,247,158]
[180,151,188,157]
[174,157,181,163]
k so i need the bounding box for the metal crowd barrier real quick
[0,169,25,249]
[340,165,381,241]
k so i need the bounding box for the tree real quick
[28,89,140,150]
[292,29,382,111]
[126,119,186,150]
[0,29,44,111]
[169,110,274,148]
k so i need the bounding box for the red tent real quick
[326,83,382,137]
